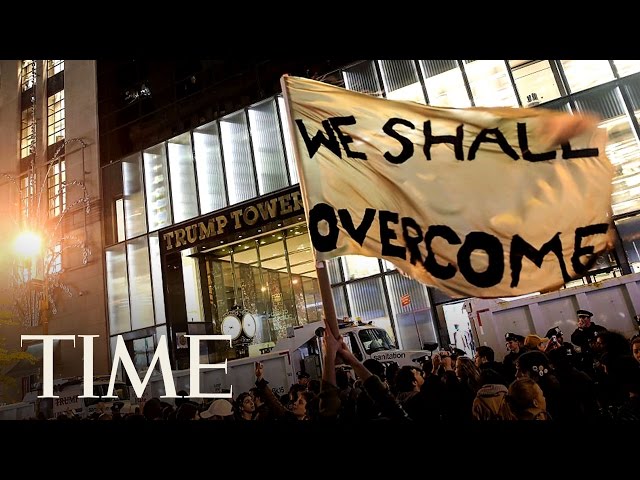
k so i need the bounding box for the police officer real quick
[570,309,607,377]
[502,332,525,384]
[544,326,577,366]
[296,371,311,389]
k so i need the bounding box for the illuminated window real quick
[419,60,470,107]
[560,60,615,94]
[574,85,640,216]
[132,337,156,371]
[20,174,35,220]
[618,77,640,215]
[47,90,65,146]
[616,215,640,273]
[115,198,126,243]
[21,60,35,92]
[613,61,640,79]
[20,108,35,158]
[378,60,425,103]
[342,61,383,97]
[463,60,519,107]
[47,159,66,217]
[342,255,381,280]
[509,60,562,107]
[47,60,64,78]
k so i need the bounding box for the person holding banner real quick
[280,75,612,303]
[280,74,612,381]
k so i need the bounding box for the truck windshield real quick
[358,328,396,354]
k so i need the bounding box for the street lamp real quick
[13,230,49,334]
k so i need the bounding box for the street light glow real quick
[14,231,43,257]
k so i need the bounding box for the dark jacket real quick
[361,375,411,422]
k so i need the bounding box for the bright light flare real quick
[14,231,43,257]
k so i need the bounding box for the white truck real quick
[0,401,35,420]
[141,319,437,402]
[463,271,640,362]
[0,375,134,420]
[143,348,296,401]
[328,321,438,368]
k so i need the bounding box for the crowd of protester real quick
[45,309,640,422]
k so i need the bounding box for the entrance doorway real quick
[440,300,476,358]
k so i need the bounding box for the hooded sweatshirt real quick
[472,383,514,420]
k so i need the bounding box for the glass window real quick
[385,272,430,313]
[21,60,35,92]
[574,85,640,216]
[47,159,65,217]
[346,277,394,342]
[302,276,321,324]
[378,60,425,103]
[285,225,314,277]
[560,60,615,94]
[143,142,172,231]
[182,249,204,323]
[326,257,342,284]
[277,96,299,185]
[419,60,471,107]
[167,132,198,223]
[122,153,147,239]
[47,60,64,78]
[382,259,396,272]
[614,61,640,79]
[332,285,348,319]
[358,327,397,354]
[384,272,437,348]
[127,236,155,330]
[220,110,257,205]
[132,336,156,371]
[509,60,562,107]
[256,232,285,274]
[342,255,381,281]
[21,108,35,158]
[248,98,289,195]
[149,233,166,325]
[102,161,124,246]
[342,61,383,97]
[115,198,125,243]
[20,173,35,220]
[615,215,640,272]
[621,75,640,213]
[231,240,260,311]
[291,274,308,325]
[463,60,518,107]
[47,90,65,146]
[193,121,227,214]
[106,244,131,335]
[540,97,573,113]
[110,336,123,381]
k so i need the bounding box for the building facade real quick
[98,59,640,376]
[0,60,107,403]
[3,60,640,403]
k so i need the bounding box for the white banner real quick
[280,75,614,299]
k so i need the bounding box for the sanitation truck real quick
[142,319,437,401]
[0,320,439,417]
[0,375,134,420]
[463,271,640,362]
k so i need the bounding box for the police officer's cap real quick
[576,309,593,317]
[545,326,563,339]
[505,332,524,342]
[297,371,310,379]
